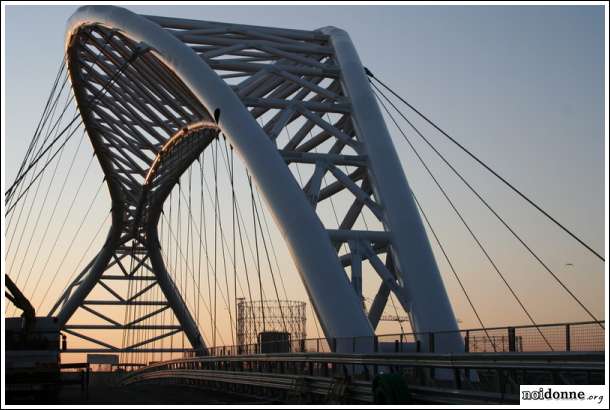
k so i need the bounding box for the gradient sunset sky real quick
[3,4,606,354]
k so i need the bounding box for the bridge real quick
[4,5,606,405]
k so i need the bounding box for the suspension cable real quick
[374,89,554,350]
[9,59,66,204]
[198,156,213,331]
[14,131,72,293]
[213,139,219,346]
[45,210,110,315]
[411,189,497,350]
[248,173,266,332]
[251,183,289,334]
[228,140,239,343]
[20,129,88,300]
[388,293,405,334]
[160,213,224,347]
[6,42,149,212]
[373,82,603,328]
[5,76,74,263]
[366,70,604,263]
[24,154,96,308]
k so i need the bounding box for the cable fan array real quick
[365,69,604,351]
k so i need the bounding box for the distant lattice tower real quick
[236,299,306,347]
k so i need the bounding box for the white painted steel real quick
[321,27,462,352]
[56,212,122,327]
[65,6,374,346]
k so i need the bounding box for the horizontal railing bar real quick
[100,275,157,280]
[119,367,543,404]
[133,351,604,371]
[83,300,169,305]
[199,320,605,356]
[64,324,181,330]
[63,348,193,353]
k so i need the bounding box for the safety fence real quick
[123,350,605,404]
[198,320,604,357]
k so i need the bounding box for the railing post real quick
[332,338,337,352]
[374,335,379,353]
[565,324,571,352]
[428,332,435,353]
[453,367,462,390]
[394,339,399,353]
[464,330,470,353]
[508,327,516,352]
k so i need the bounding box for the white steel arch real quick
[56,5,462,353]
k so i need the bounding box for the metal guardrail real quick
[197,320,605,356]
[122,351,605,404]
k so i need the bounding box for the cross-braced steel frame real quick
[53,5,462,355]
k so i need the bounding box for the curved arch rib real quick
[59,5,375,353]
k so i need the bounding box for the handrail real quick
[126,351,604,377]
[189,319,606,356]
[121,350,604,404]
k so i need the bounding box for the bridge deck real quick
[119,351,605,404]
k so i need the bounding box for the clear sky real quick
[3,4,606,355]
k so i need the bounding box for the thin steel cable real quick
[44,210,110,314]
[182,155,243,329]
[160,214,223,347]
[253,188,289,301]
[188,167,197,340]
[367,72,604,262]
[215,138,260,300]
[231,144,238,342]
[25,154,96,305]
[7,60,67,206]
[212,140,236,345]
[20,129,88,303]
[7,64,69,210]
[10,60,66,190]
[165,183,234,349]
[375,89,553,350]
[27,176,104,318]
[8,38,147,211]
[5,108,86,218]
[251,184,289,334]
[410,189,497,351]
[213,140,219,346]
[13,129,73,294]
[199,154,213,330]
[5,78,74,264]
[374,82,603,329]
[249,174,266,332]
[388,293,406,334]
[220,137,245,343]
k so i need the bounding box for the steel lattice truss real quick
[236,300,306,348]
[53,6,461,355]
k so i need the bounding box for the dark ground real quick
[9,371,265,405]
[58,383,264,405]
